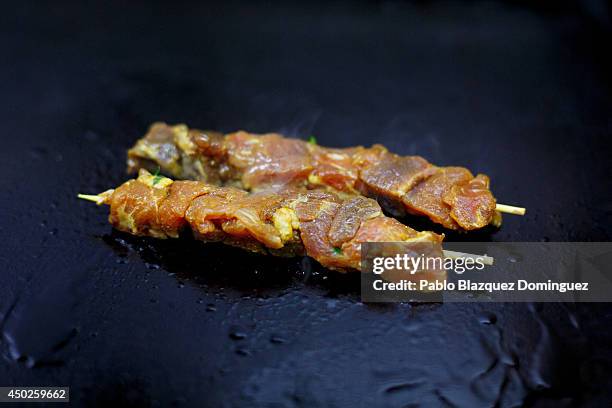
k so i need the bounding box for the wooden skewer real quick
[78,194,525,219]
[78,193,495,265]
[77,190,114,205]
[496,204,525,216]
[443,250,494,266]
[77,193,102,203]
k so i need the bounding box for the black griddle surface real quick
[1,1,612,406]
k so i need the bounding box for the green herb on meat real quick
[152,166,163,186]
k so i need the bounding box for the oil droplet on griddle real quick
[478,312,497,325]
[229,327,247,340]
[269,334,286,344]
[235,347,251,357]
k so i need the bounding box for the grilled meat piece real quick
[127,123,498,230]
[91,169,444,275]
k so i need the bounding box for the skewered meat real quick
[85,169,444,276]
[127,123,499,230]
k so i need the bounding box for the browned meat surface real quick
[443,174,497,229]
[225,131,314,190]
[327,196,383,248]
[359,155,435,197]
[126,122,498,230]
[404,167,473,229]
[96,169,444,272]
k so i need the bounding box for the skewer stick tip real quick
[77,189,114,205]
[443,250,494,266]
[496,203,526,216]
[78,193,102,203]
